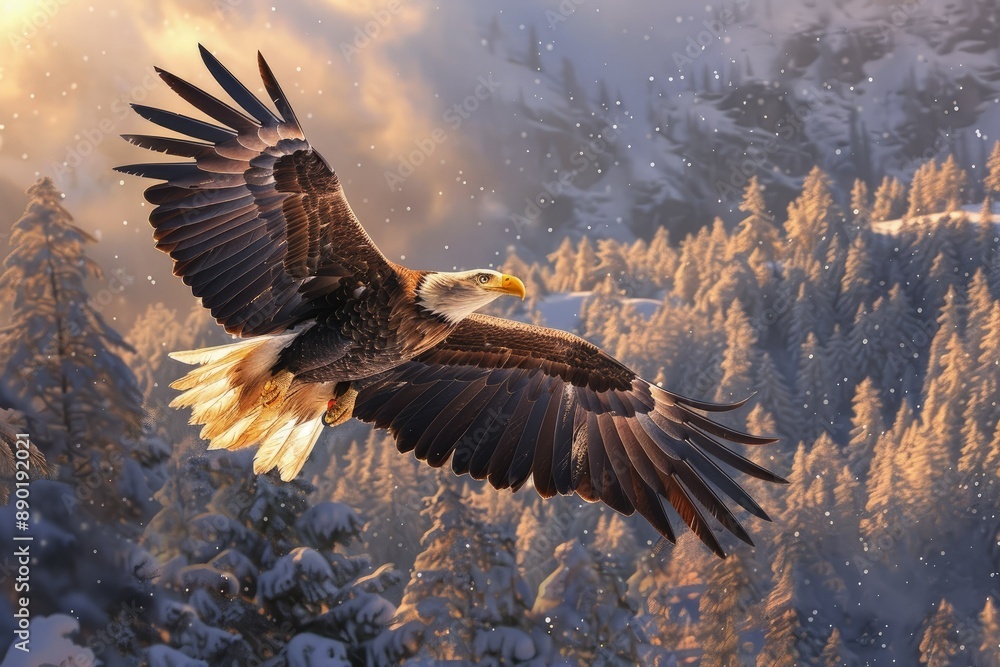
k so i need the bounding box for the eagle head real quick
[416,269,526,324]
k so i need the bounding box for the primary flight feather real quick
[117,45,786,558]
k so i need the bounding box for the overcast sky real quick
[0,0,710,327]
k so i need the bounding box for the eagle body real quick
[274,265,436,382]
[118,45,787,558]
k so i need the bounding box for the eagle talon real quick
[323,388,357,427]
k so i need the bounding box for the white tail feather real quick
[169,335,332,481]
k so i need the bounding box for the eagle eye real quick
[477,273,490,285]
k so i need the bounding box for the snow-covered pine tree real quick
[573,236,599,291]
[986,141,1000,198]
[872,176,904,222]
[918,599,965,667]
[531,538,645,666]
[0,177,151,520]
[820,627,855,667]
[124,302,217,435]
[627,545,696,666]
[850,178,870,227]
[0,178,167,664]
[752,351,798,443]
[979,597,1000,667]
[395,486,539,665]
[672,229,708,305]
[142,448,409,666]
[796,332,835,443]
[784,167,837,267]
[846,377,885,477]
[545,237,576,293]
[757,561,803,667]
[358,432,433,596]
[697,550,759,667]
[906,161,936,219]
[731,175,780,263]
[715,301,758,408]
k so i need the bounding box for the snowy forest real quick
[3,0,1000,665]
[4,140,1000,665]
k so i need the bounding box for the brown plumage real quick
[117,45,786,558]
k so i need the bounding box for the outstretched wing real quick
[353,314,786,557]
[116,44,390,336]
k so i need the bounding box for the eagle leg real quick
[323,385,357,427]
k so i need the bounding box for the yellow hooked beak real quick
[495,274,526,300]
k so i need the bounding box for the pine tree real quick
[965,270,994,359]
[986,141,1000,196]
[363,432,431,585]
[821,627,853,666]
[846,378,886,477]
[796,332,834,442]
[979,597,1000,667]
[758,560,803,667]
[124,302,211,435]
[573,236,599,291]
[919,599,964,667]
[644,226,677,291]
[546,236,577,292]
[515,503,553,592]
[850,178,870,227]
[595,238,630,290]
[0,177,145,518]
[907,161,939,218]
[716,302,758,405]
[786,281,814,360]
[672,230,707,304]
[938,154,968,211]
[862,400,915,538]
[753,350,799,440]
[784,167,837,266]
[958,406,994,526]
[872,176,904,221]
[837,234,874,325]
[698,552,758,667]
[0,178,166,661]
[144,451,410,665]
[731,175,780,263]
[833,464,862,539]
[922,328,972,459]
[532,539,644,665]
[396,487,538,664]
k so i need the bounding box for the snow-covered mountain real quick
[474,0,1000,253]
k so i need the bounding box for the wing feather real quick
[353,313,786,557]
[117,45,392,336]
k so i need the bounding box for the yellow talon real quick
[259,371,293,407]
[323,388,358,427]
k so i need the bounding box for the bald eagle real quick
[117,46,786,557]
